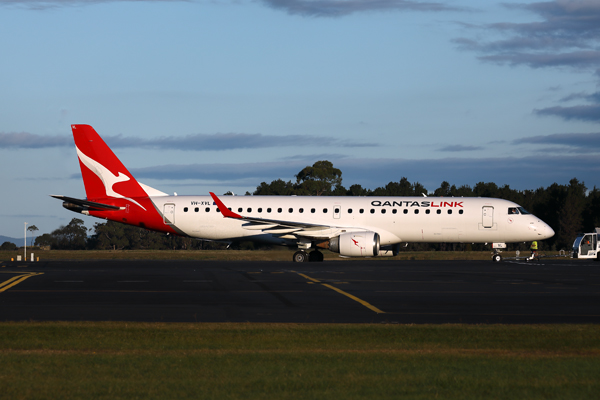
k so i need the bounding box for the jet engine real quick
[329,231,380,257]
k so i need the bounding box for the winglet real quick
[209,192,243,219]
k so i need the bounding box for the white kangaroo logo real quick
[76,146,146,211]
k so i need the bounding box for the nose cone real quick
[529,219,555,240]
[543,223,555,239]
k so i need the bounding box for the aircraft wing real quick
[50,195,124,211]
[210,192,340,239]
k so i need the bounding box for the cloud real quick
[2,0,462,14]
[454,1,600,124]
[0,131,376,150]
[260,0,462,17]
[104,132,377,151]
[107,154,600,192]
[280,153,349,160]
[532,91,600,122]
[478,50,600,70]
[0,0,185,9]
[0,132,71,148]
[437,145,484,152]
[455,1,600,70]
[513,132,600,151]
[560,91,594,102]
[130,161,307,182]
[534,104,600,122]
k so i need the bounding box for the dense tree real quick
[27,225,38,246]
[583,187,600,232]
[556,179,586,249]
[295,161,342,196]
[50,218,88,250]
[346,184,370,196]
[254,179,296,195]
[90,221,130,250]
[35,233,56,248]
[0,242,18,251]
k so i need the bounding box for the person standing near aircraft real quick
[529,241,538,260]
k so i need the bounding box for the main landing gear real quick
[293,250,324,263]
[491,242,506,262]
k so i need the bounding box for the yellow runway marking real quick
[293,271,385,314]
[0,272,44,293]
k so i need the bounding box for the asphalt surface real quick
[1,258,599,323]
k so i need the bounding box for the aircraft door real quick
[163,204,175,225]
[482,206,494,228]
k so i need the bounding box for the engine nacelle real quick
[329,231,380,257]
[62,202,90,215]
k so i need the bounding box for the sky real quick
[1,0,599,238]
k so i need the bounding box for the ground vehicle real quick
[572,228,599,260]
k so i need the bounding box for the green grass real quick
[0,322,598,399]
[0,249,568,262]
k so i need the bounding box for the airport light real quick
[24,222,27,261]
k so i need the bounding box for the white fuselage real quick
[149,195,554,245]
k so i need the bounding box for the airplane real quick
[52,124,555,262]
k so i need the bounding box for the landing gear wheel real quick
[293,251,308,263]
[492,254,502,262]
[309,250,324,262]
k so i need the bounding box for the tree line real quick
[16,160,600,252]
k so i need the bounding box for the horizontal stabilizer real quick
[50,195,123,211]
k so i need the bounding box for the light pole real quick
[24,222,27,261]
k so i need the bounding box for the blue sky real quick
[1,0,599,238]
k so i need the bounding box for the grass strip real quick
[0,322,598,399]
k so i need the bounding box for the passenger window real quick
[195,207,199,212]
[437,209,441,214]
[323,208,328,213]
[289,208,293,213]
[247,208,252,213]
[392,209,397,214]
[311,208,316,213]
[299,208,304,213]
[459,210,463,214]
[448,209,452,214]
[414,209,419,214]
[184,207,188,212]
[238,208,243,212]
[267,208,272,213]
[334,208,340,213]
[359,209,364,214]
[205,207,210,212]
[370,209,375,214]
[348,209,353,214]
[217,209,221,213]
[403,209,408,214]
[278,208,282,213]
[381,209,386,214]
[258,208,262,213]
[426,209,430,214]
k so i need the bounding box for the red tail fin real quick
[72,125,148,207]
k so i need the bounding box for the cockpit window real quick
[508,207,519,215]
[518,207,531,215]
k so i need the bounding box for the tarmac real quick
[1,258,599,323]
